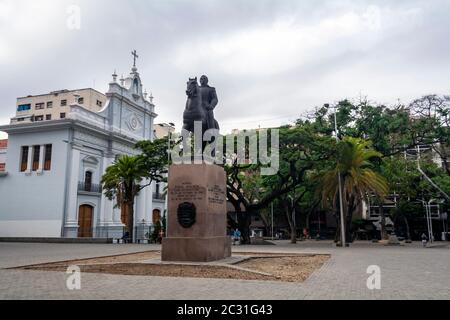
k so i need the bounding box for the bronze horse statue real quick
[183,77,206,134]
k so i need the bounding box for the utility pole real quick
[334,105,346,247]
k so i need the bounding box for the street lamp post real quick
[333,105,346,247]
[428,200,434,244]
[422,199,433,245]
[271,202,274,241]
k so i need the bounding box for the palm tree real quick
[321,137,388,243]
[101,155,147,242]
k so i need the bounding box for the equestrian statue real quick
[183,75,220,154]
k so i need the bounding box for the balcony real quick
[78,181,102,194]
[153,192,165,201]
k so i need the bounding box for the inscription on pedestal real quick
[207,185,226,205]
[170,182,206,202]
[170,182,225,206]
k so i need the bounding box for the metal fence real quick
[153,192,166,201]
[78,181,102,193]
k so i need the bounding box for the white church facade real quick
[0,63,166,241]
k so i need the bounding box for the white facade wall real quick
[0,129,70,237]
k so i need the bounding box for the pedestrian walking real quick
[421,233,428,247]
[233,229,241,246]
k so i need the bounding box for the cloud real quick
[172,5,424,76]
[0,0,70,65]
[0,0,449,137]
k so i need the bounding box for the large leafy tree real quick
[102,155,147,242]
[321,137,389,243]
[225,123,333,244]
[136,137,170,182]
[409,95,450,176]
[311,97,449,163]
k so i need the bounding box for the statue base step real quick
[162,236,231,262]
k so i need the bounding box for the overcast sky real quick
[1,0,450,139]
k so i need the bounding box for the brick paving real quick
[0,241,449,300]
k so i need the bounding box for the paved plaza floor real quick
[0,241,449,300]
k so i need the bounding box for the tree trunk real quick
[128,200,134,243]
[345,196,356,243]
[290,217,297,244]
[258,211,271,237]
[379,202,388,240]
[403,216,411,241]
[237,212,251,244]
[346,212,353,243]
[334,210,341,243]
[284,201,296,244]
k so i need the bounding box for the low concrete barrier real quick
[0,237,113,244]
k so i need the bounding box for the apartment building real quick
[12,88,107,123]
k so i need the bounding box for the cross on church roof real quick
[132,50,139,67]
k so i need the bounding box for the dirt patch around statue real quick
[13,251,329,283]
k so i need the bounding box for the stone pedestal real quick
[162,164,231,262]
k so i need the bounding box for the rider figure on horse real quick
[199,75,220,131]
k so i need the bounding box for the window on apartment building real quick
[44,144,52,171]
[47,101,53,108]
[20,146,29,172]
[32,146,40,171]
[35,103,45,110]
[17,104,31,112]
[34,115,44,122]
[96,100,102,107]
[78,97,84,104]
[61,100,67,106]
[46,114,52,121]
[60,113,66,119]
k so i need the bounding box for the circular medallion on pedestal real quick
[177,202,196,228]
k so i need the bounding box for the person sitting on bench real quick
[122,231,131,244]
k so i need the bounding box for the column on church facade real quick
[135,180,147,223]
[37,144,45,173]
[144,181,154,224]
[98,155,126,238]
[113,205,122,225]
[64,147,81,237]
[99,156,114,225]
[134,179,150,242]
